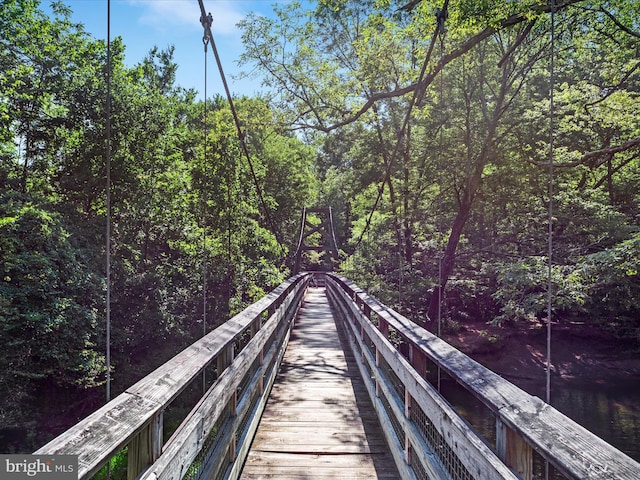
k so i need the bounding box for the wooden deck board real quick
[240,287,400,479]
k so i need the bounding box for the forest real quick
[1,0,639,454]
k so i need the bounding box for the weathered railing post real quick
[127,411,163,480]
[375,346,381,398]
[362,303,370,368]
[362,303,371,318]
[376,316,389,400]
[404,390,412,465]
[496,418,532,480]
[217,343,235,466]
[379,318,389,337]
[217,343,234,379]
[409,344,428,379]
[230,389,238,462]
[251,316,264,392]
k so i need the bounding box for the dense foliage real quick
[240,0,639,336]
[0,0,316,451]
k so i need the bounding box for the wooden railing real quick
[35,273,311,480]
[326,273,640,480]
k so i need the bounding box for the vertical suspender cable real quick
[227,154,232,309]
[106,0,111,406]
[105,3,112,478]
[436,34,444,341]
[436,11,447,393]
[201,18,210,395]
[547,0,556,408]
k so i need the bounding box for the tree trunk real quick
[426,61,510,324]
[426,175,477,322]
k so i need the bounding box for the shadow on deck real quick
[241,287,400,479]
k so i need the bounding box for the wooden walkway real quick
[240,287,400,479]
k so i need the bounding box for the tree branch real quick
[528,136,640,168]
[593,152,640,189]
[497,19,537,68]
[598,6,640,39]
[311,0,582,132]
[581,136,640,163]
[584,61,640,113]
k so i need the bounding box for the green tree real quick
[240,0,640,336]
[0,193,104,447]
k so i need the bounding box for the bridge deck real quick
[240,287,400,479]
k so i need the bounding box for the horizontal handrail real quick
[326,273,640,480]
[35,273,311,480]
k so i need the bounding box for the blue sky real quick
[41,0,293,99]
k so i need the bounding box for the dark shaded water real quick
[439,375,640,478]
[546,380,640,462]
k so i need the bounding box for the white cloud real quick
[126,0,245,36]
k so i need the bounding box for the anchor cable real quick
[198,0,286,262]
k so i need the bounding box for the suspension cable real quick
[105,4,112,477]
[106,0,112,406]
[197,0,286,261]
[546,0,556,408]
[201,13,210,395]
[436,24,446,392]
[350,0,450,256]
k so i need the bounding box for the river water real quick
[438,374,640,479]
